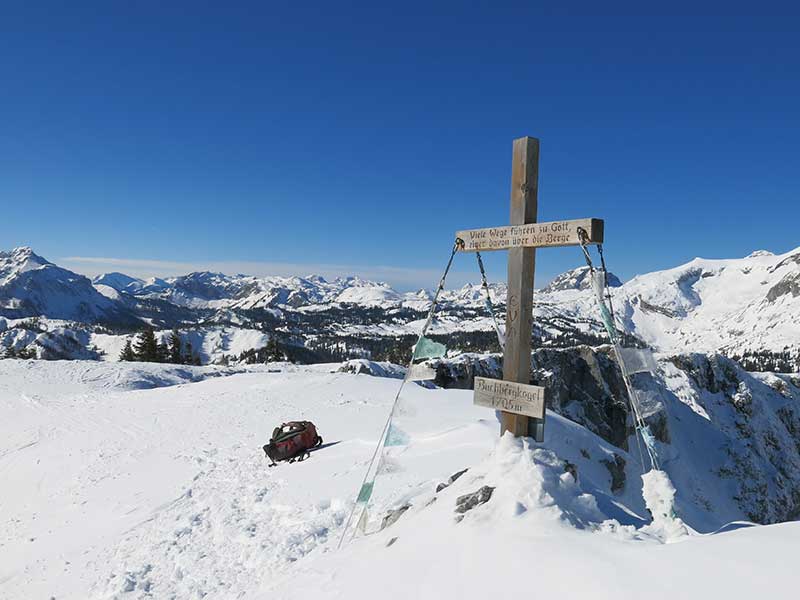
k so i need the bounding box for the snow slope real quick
[534,248,800,357]
[91,326,272,364]
[1,360,798,600]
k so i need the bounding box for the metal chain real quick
[419,238,461,337]
[597,244,617,325]
[576,228,656,471]
[576,227,595,272]
[475,251,506,351]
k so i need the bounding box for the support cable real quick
[475,251,506,351]
[577,228,659,472]
[338,239,462,549]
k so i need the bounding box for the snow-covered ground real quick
[1,360,797,599]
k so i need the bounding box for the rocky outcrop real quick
[430,346,632,449]
[664,353,800,524]
[455,486,495,514]
[601,454,627,493]
[436,468,469,493]
[428,348,800,526]
[767,271,800,302]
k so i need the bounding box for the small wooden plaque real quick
[473,377,546,419]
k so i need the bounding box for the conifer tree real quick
[169,330,183,364]
[266,338,283,362]
[156,341,170,363]
[17,346,36,359]
[184,341,198,365]
[119,339,135,362]
[133,328,159,362]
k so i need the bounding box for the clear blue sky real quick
[1,4,799,289]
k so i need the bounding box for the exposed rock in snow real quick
[436,468,469,493]
[380,504,411,529]
[336,359,406,379]
[454,485,495,514]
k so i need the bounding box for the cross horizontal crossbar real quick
[455,218,603,252]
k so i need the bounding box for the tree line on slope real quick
[118,328,201,365]
[0,345,37,359]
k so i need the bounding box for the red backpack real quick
[263,421,322,466]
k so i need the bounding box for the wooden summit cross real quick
[455,136,604,441]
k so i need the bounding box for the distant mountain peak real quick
[93,272,143,290]
[1,247,53,285]
[304,274,328,284]
[1,246,51,267]
[541,266,622,294]
[0,247,141,325]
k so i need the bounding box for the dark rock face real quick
[767,272,800,302]
[639,298,679,318]
[563,461,578,482]
[431,346,632,450]
[768,252,800,273]
[667,353,800,524]
[455,486,495,514]
[431,355,502,390]
[532,346,630,450]
[668,353,740,396]
[601,454,627,493]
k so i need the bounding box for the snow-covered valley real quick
[1,358,798,599]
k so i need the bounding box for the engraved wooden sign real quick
[473,377,546,419]
[455,218,603,252]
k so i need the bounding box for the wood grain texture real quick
[501,136,538,438]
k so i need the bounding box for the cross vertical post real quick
[501,136,541,439]
[455,136,603,441]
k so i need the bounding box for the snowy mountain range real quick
[1,245,800,368]
[0,247,139,326]
[94,269,455,311]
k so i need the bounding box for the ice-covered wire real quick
[338,239,461,549]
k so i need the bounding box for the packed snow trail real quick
[0,360,498,599]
